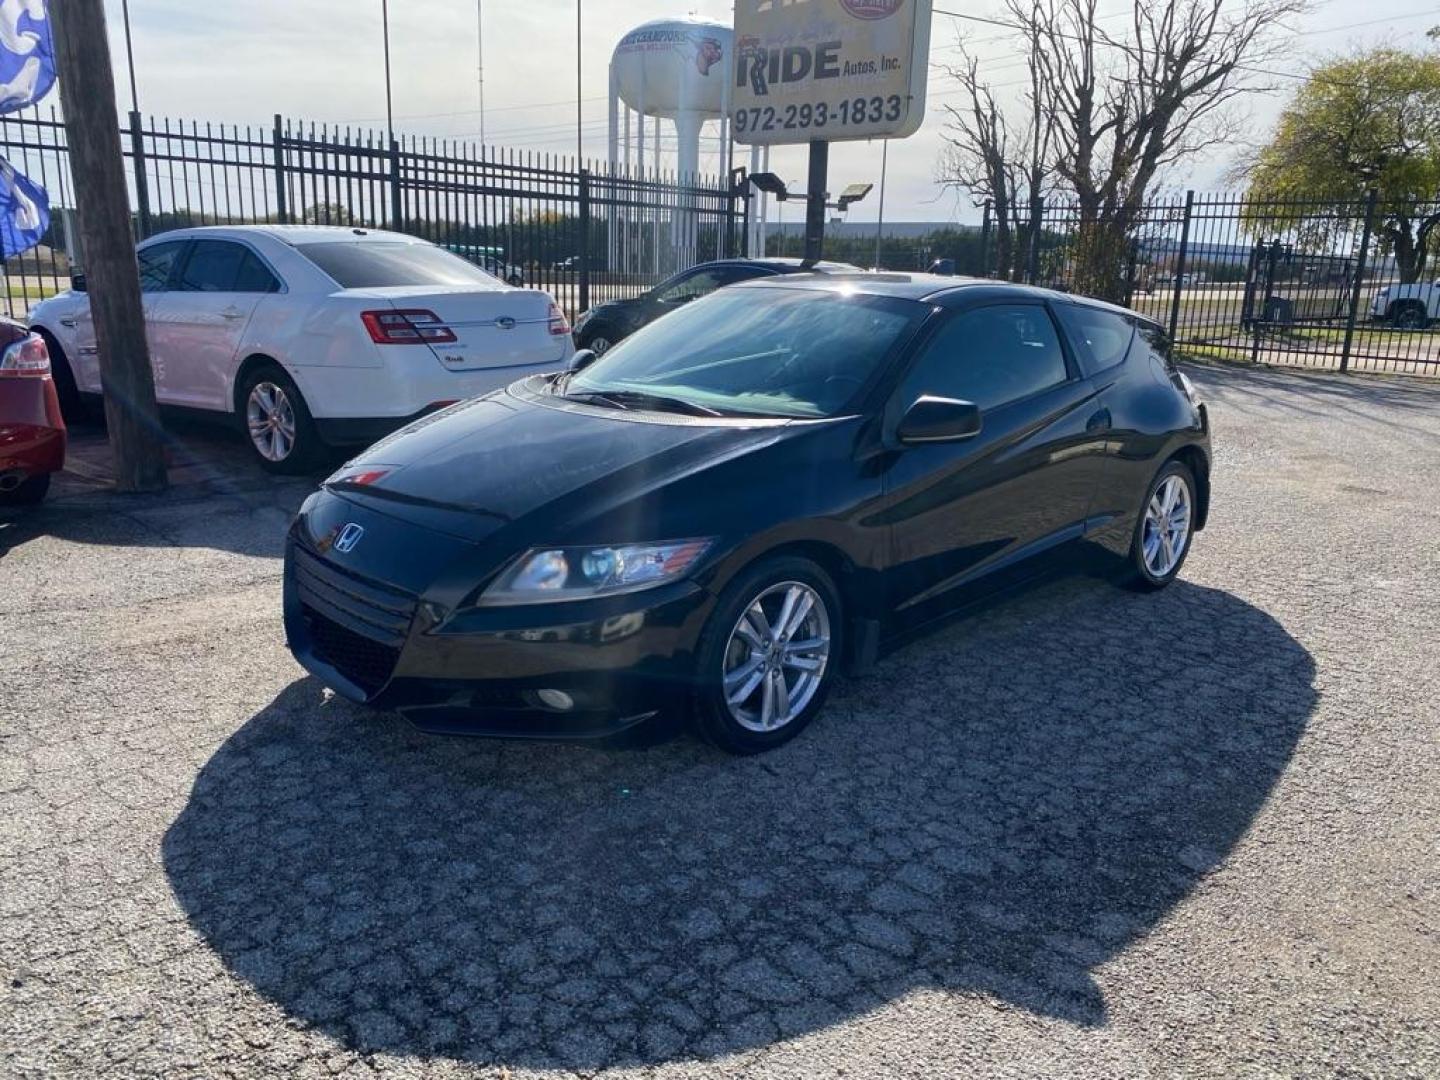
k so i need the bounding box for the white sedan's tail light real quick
[0,333,50,377]
[361,309,458,345]
[548,301,571,336]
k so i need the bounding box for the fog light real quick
[535,689,575,712]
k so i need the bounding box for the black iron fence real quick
[978,192,1440,376]
[0,105,747,320]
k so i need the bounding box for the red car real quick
[0,317,65,506]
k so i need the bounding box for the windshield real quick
[297,241,502,289]
[568,286,925,418]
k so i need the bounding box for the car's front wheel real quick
[1392,302,1428,331]
[692,556,842,754]
[239,365,320,474]
[1125,459,1197,590]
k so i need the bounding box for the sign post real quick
[732,0,932,263]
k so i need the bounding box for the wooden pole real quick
[50,0,167,493]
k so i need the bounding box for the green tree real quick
[1246,49,1440,283]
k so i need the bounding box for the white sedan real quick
[29,225,574,471]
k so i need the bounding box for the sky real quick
[93,0,1440,228]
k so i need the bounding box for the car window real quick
[137,241,186,293]
[901,304,1069,411]
[1054,304,1134,377]
[176,240,246,292]
[234,250,281,293]
[1136,323,1176,371]
[655,269,726,305]
[570,286,927,418]
[175,240,279,293]
[296,241,498,288]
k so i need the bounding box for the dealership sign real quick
[732,0,932,144]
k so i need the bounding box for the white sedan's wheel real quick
[246,381,298,464]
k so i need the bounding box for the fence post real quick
[1339,188,1378,375]
[271,114,288,224]
[1251,239,1282,364]
[389,136,403,232]
[1167,190,1194,342]
[578,167,591,313]
[1026,199,1042,284]
[979,199,991,277]
[127,111,151,239]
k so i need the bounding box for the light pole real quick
[476,0,486,147]
[575,1,583,161]
[381,0,395,147]
[120,0,140,114]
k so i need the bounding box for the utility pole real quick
[874,140,888,269]
[50,0,167,493]
[382,0,395,148]
[802,140,828,265]
[120,0,140,114]
[476,0,486,147]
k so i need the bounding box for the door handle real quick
[220,308,246,320]
[1086,407,1112,432]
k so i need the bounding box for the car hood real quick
[327,379,795,543]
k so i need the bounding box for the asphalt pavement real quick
[2,363,1437,1079]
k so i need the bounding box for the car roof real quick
[139,224,428,247]
[735,271,1149,320]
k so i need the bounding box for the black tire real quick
[237,364,320,474]
[1392,303,1427,331]
[34,329,84,422]
[0,473,50,507]
[690,555,843,755]
[578,325,619,356]
[1123,459,1198,592]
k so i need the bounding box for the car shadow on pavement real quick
[163,575,1316,1069]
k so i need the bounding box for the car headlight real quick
[1177,371,1201,407]
[478,539,712,605]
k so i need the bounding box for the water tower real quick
[607,17,734,272]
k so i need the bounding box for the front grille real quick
[292,544,417,694]
[303,606,401,694]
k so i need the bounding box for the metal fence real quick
[979,192,1440,376]
[0,105,748,320]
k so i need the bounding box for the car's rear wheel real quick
[0,472,50,507]
[239,365,319,474]
[691,556,842,754]
[1392,302,1428,331]
[579,326,616,356]
[1125,459,1197,591]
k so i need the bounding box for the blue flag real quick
[0,154,49,258]
[0,0,55,113]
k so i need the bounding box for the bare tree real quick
[938,4,1055,281]
[941,0,1307,300]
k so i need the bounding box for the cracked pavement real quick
[2,364,1438,1078]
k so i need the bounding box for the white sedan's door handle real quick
[59,317,76,328]
[220,307,246,321]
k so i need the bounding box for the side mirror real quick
[70,271,87,293]
[568,348,598,373]
[897,395,982,445]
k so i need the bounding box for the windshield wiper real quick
[593,390,724,417]
[560,388,632,410]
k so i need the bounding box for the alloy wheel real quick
[1142,474,1193,578]
[246,381,297,463]
[588,335,612,355]
[721,581,831,733]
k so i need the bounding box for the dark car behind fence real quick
[977,191,1440,376]
[0,105,748,323]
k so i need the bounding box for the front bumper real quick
[282,530,714,739]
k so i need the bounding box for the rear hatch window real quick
[298,242,502,289]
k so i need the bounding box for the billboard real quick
[732,0,932,145]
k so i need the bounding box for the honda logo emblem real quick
[333,523,365,554]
